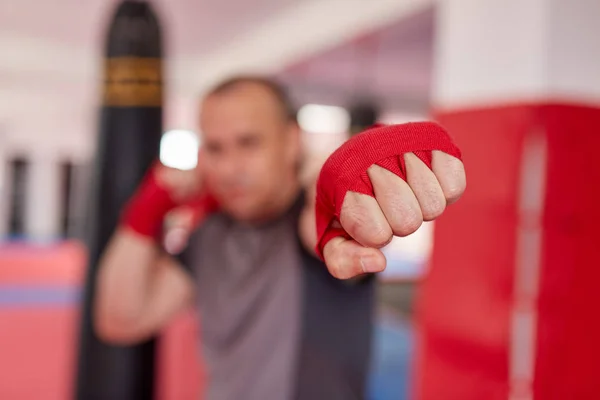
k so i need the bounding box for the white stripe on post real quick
[25,157,62,241]
[0,155,7,237]
[509,129,548,400]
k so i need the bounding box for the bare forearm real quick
[94,228,160,337]
[96,228,159,324]
[94,227,194,344]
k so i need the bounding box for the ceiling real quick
[279,7,435,114]
[0,0,435,161]
[0,0,300,58]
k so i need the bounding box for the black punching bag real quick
[75,1,163,399]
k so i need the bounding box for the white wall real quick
[434,0,600,110]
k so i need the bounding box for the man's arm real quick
[94,228,194,344]
[93,161,213,344]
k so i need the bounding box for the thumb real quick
[323,236,386,279]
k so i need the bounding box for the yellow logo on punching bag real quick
[103,57,162,107]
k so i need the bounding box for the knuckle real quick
[328,258,352,280]
[421,196,446,220]
[385,196,422,236]
[368,226,393,248]
[340,192,392,248]
[393,213,422,237]
[337,252,362,280]
[328,262,344,279]
[323,242,345,279]
[345,253,364,279]
[444,181,467,204]
[347,217,391,247]
[324,243,362,280]
[342,207,392,247]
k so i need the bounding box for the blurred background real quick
[1,0,599,399]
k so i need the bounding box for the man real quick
[94,76,466,399]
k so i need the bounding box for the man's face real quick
[200,83,300,222]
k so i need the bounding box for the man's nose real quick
[214,152,244,182]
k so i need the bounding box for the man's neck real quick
[253,175,302,226]
[275,176,302,213]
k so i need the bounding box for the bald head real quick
[205,76,296,123]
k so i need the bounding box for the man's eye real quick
[205,143,221,154]
[239,135,261,148]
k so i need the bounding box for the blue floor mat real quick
[367,312,414,400]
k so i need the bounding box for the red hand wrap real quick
[121,165,220,240]
[121,167,178,240]
[314,122,463,259]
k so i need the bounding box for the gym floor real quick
[0,241,413,400]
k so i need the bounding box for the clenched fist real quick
[315,123,466,279]
[121,154,218,246]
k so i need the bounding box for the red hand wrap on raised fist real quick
[121,166,176,240]
[121,164,218,240]
[314,122,462,259]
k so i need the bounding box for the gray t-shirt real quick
[177,195,375,400]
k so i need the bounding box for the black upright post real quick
[7,157,28,237]
[349,102,380,137]
[75,1,163,399]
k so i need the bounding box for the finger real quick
[368,165,422,237]
[163,208,195,255]
[323,236,387,279]
[162,170,200,200]
[340,191,393,248]
[163,227,191,255]
[431,150,466,205]
[404,152,446,221]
